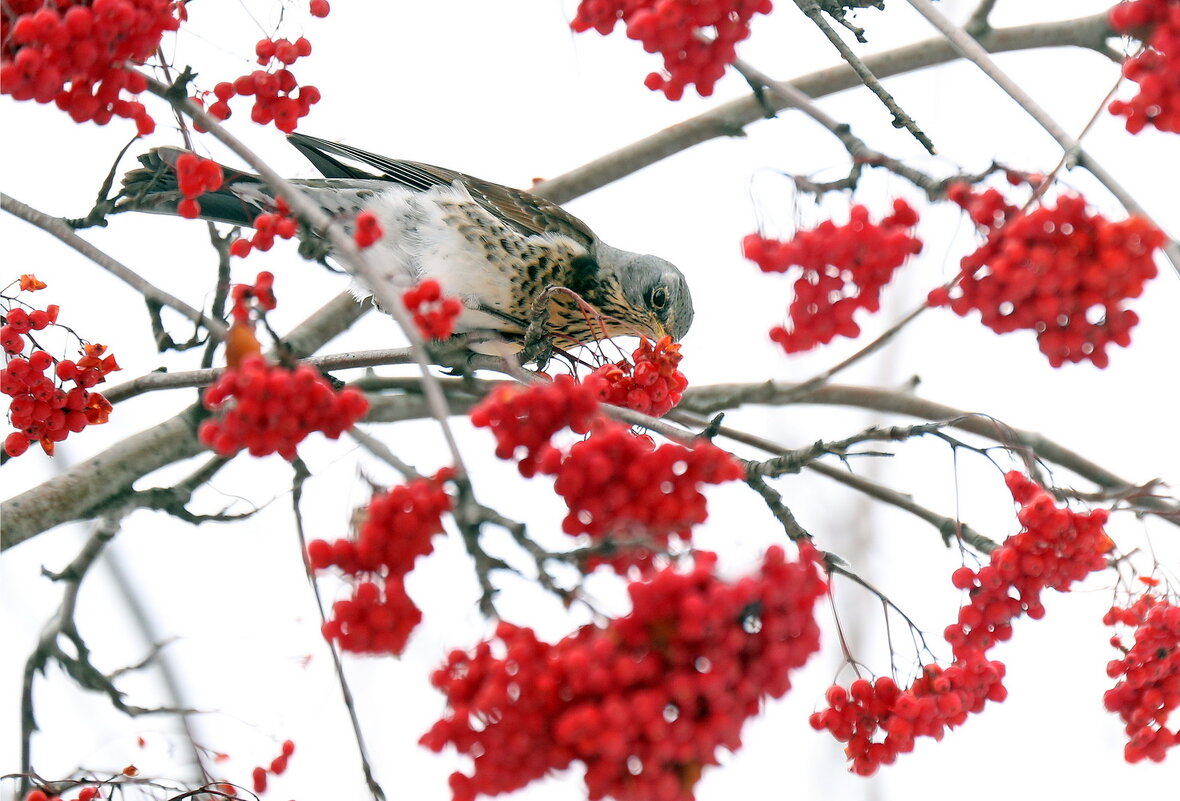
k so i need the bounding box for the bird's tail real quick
[116,147,274,227]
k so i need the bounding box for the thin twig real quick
[809,460,998,553]
[1,193,228,340]
[101,348,415,405]
[346,425,420,480]
[20,509,196,795]
[793,0,935,153]
[289,459,386,801]
[676,380,1180,526]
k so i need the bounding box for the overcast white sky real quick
[2,2,1178,800]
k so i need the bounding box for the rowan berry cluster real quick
[472,372,739,572]
[555,419,744,573]
[174,153,224,219]
[403,279,463,340]
[230,197,298,258]
[811,654,1008,776]
[421,544,827,801]
[945,471,1113,656]
[354,210,384,248]
[1104,594,1180,763]
[250,738,296,794]
[200,28,322,133]
[929,187,1164,368]
[590,335,689,417]
[307,472,452,655]
[1,0,178,135]
[4,280,118,458]
[1108,0,1180,133]
[23,787,101,801]
[470,374,601,478]
[811,471,1113,774]
[743,199,922,353]
[571,0,774,99]
[198,354,368,460]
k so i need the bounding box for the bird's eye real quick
[650,286,668,310]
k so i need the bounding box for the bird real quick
[116,133,694,354]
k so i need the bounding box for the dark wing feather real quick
[286,133,596,247]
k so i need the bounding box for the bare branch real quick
[534,13,1115,203]
[21,511,195,790]
[289,459,387,801]
[793,0,936,153]
[1,192,228,341]
[808,460,999,552]
[678,381,1180,525]
[101,347,415,405]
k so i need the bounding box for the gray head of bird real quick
[596,243,695,343]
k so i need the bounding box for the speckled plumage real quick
[118,134,694,351]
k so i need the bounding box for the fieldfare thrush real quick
[117,133,694,354]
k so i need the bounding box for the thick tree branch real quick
[2,289,379,550]
[678,381,1180,524]
[533,13,1115,202]
[11,369,1175,548]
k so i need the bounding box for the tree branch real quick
[902,0,1180,275]
[533,13,1115,202]
[1,193,228,341]
[678,381,1180,525]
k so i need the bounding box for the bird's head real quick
[598,244,695,343]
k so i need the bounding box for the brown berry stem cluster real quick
[306,471,452,655]
[421,544,827,801]
[403,279,463,341]
[590,335,689,417]
[1,0,179,135]
[1108,0,1180,133]
[811,471,1114,775]
[1104,594,1180,763]
[3,276,118,457]
[743,199,922,354]
[470,375,741,573]
[571,0,774,99]
[929,186,1164,368]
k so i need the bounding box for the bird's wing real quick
[287,133,597,248]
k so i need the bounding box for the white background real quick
[2,1,1178,800]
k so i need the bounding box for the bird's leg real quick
[520,289,557,371]
[430,336,480,377]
